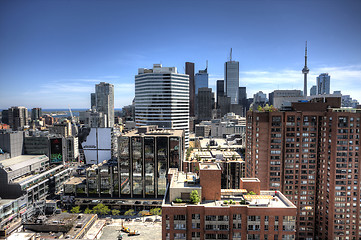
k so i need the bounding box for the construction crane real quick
[68,106,78,136]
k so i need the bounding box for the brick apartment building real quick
[246,97,361,239]
[162,163,297,240]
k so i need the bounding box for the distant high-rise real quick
[31,108,42,121]
[317,73,330,95]
[225,49,239,104]
[197,87,214,121]
[216,80,224,108]
[194,66,208,94]
[95,82,114,128]
[310,85,317,96]
[302,41,309,97]
[90,93,96,110]
[135,64,189,146]
[185,62,195,117]
[7,106,28,131]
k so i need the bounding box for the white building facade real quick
[135,64,189,146]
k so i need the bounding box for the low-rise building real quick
[162,163,297,240]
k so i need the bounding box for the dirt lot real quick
[99,216,162,240]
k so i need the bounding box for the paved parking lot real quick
[99,217,162,240]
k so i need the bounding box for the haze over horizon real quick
[1,0,360,109]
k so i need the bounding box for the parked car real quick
[145,218,153,222]
[134,218,142,222]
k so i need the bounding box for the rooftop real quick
[123,128,184,137]
[0,155,48,172]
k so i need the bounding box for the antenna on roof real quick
[230,48,232,61]
[206,60,208,71]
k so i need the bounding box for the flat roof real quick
[65,177,86,185]
[0,155,48,171]
[199,163,220,170]
[123,128,184,137]
[170,171,199,189]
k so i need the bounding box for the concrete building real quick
[269,90,303,109]
[162,163,296,240]
[246,97,361,239]
[316,73,330,95]
[210,113,246,139]
[0,131,23,158]
[64,126,184,200]
[195,122,211,137]
[0,155,71,202]
[225,55,239,104]
[185,62,195,117]
[64,136,79,162]
[30,108,42,121]
[118,126,185,198]
[23,135,49,156]
[7,107,28,131]
[135,64,189,146]
[95,82,114,128]
[197,87,214,121]
[79,109,107,128]
[185,149,245,190]
[49,120,72,137]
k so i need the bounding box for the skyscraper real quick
[90,93,96,110]
[185,62,195,117]
[7,106,28,131]
[135,64,189,146]
[302,41,309,97]
[194,67,208,94]
[317,73,330,95]
[246,97,361,239]
[225,49,239,104]
[310,85,317,96]
[197,87,214,121]
[31,108,42,121]
[95,82,114,128]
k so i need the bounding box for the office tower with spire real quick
[185,62,195,117]
[317,73,330,95]
[135,64,189,146]
[225,48,239,104]
[95,82,114,128]
[302,41,309,97]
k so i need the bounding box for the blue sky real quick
[1,0,360,109]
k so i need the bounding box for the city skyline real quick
[1,0,361,109]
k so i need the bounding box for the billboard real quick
[81,128,111,165]
[50,138,63,164]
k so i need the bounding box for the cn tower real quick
[302,41,309,97]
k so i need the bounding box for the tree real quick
[190,190,200,204]
[150,208,162,216]
[174,198,182,203]
[124,209,135,216]
[84,208,92,214]
[112,209,120,216]
[92,203,110,215]
[248,191,256,195]
[70,206,81,214]
[138,210,149,217]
